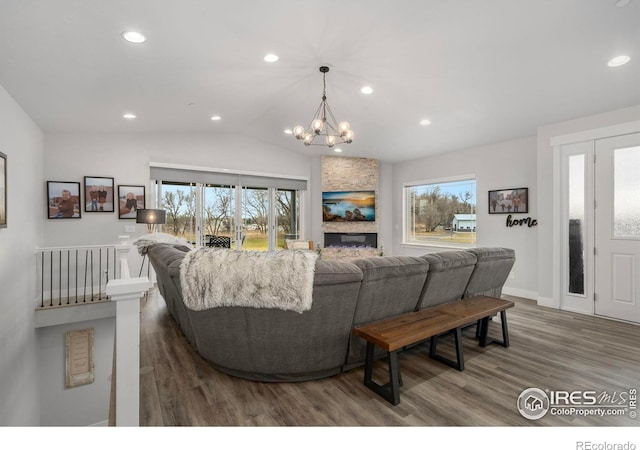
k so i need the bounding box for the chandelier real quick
[293,66,354,148]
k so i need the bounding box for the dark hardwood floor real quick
[139,290,640,427]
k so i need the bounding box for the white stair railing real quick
[35,243,150,426]
[35,244,136,308]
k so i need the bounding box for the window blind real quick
[149,166,307,191]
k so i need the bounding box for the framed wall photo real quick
[0,151,6,228]
[84,176,114,212]
[118,185,145,219]
[47,181,82,219]
[488,187,528,214]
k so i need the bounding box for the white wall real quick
[536,105,640,305]
[37,317,115,426]
[378,162,394,254]
[0,85,43,425]
[392,136,538,298]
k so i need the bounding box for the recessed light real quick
[361,86,373,95]
[334,148,343,153]
[122,31,146,44]
[123,113,136,119]
[615,0,630,7]
[284,129,293,135]
[211,115,222,121]
[264,54,279,63]
[419,118,431,126]
[608,55,631,67]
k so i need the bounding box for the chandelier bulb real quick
[303,133,314,146]
[326,135,336,147]
[293,125,305,139]
[312,119,324,134]
[338,122,350,135]
[343,129,354,143]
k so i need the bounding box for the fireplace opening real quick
[324,232,377,248]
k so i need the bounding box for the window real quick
[404,176,476,247]
[150,164,307,251]
[161,182,197,242]
[568,154,585,295]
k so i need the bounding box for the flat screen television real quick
[322,190,376,222]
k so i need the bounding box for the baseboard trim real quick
[561,305,594,316]
[502,287,537,300]
[536,296,557,309]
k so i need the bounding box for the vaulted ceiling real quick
[0,0,638,163]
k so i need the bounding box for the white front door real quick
[594,133,640,323]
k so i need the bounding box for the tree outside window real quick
[405,177,476,246]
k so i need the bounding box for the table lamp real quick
[136,209,166,276]
[136,209,166,233]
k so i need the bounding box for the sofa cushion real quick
[148,243,190,265]
[417,250,477,309]
[345,256,429,368]
[464,247,515,298]
[351,256,428,282]
[420,250,476,272]
[467,247,515,262]
[313,259,363,286]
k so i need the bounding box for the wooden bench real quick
[352,295,515,405]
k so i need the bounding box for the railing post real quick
[114,244,134,279]
[106,277,151,427]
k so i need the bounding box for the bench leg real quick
[429,327,465,371]
[363,342,402,405]
[500,310,510,347]
[479,311,510,347]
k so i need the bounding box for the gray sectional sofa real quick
[147,244,515,382]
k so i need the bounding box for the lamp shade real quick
[136,209,166,225]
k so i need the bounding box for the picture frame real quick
[0,151,6,228]
[84,176,114,212]
[118,185,145,219]
[65,328,95,389]
[47,181,82,219]
[322,190,376,222]
[488,187,528,214]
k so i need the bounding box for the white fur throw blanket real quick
[179,248,318,314]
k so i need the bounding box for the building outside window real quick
[404,175,476,247]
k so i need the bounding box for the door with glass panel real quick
[276,189,300,250]
[151,166,306,252]
[240,187,302,251]
[561,143,594,314]
[594,133,640,323]
[241,186,269,251]
[160,182,197,245]
[202,184,237,249]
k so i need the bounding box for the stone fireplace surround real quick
[321,156,380,259]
